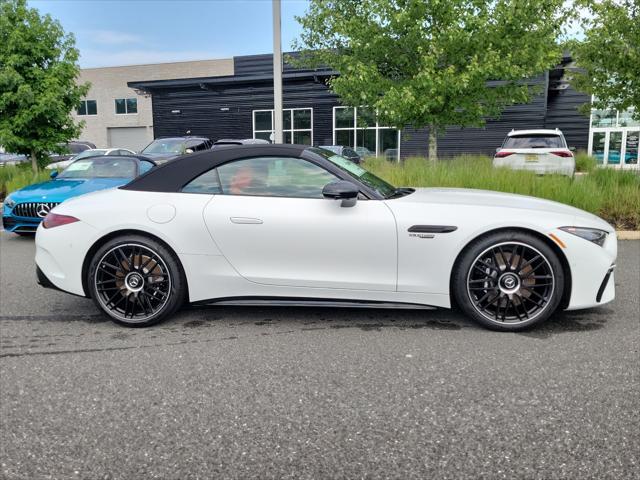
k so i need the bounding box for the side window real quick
[217,156,338,198]
[344,148,358,158]
[139,160,154,174]
[182,169,222,194]
[187,140,206,151]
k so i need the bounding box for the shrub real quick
[0,164,52,200]
[575,151,597,172]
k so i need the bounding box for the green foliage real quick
[0,164,52,199]
[571,0,639,118]
[574,151,597,173]
[364,156,640,229]
[293,0,570,159]
[0,0,89,172]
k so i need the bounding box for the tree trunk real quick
[31,150,38,174]
[428,125,438,162]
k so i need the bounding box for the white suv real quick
[493,129,575,176]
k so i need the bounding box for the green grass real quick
[0,164,52,200]
[364,155,640,230]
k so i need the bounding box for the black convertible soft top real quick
[121,144,308,193]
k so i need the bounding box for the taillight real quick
[42,213,80,229]
[494,151,514,158]
[551,151,573,158]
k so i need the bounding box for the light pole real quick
[272,0,283,144]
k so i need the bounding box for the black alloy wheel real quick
[88,235,185,326]
[453,231,565,331]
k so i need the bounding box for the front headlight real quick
[559,226,608,247]
[4,196,15,209]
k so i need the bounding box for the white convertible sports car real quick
[35,145,617,331]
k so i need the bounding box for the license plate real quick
[525,154,538,162]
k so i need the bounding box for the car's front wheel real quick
[87,235,186,327]
[452,231,565,331]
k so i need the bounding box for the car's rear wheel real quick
[87,235,186,327]
[452,231,565,331]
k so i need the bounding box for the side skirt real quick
[191,296,438,310]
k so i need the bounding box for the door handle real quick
[230,217,263,224]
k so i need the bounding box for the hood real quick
[399,187,610,228]
[8,177,131,203]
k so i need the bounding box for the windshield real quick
[503,134,565,149]
[142,139,185,154]
[319,146,341,155]
[58,157,137,179]
[309,147,397,198]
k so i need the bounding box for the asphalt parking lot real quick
[0,233,638,479]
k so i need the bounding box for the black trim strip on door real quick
[408,225,458,233]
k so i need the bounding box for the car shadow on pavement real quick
[516,308,611,339]
[177,304,612,338]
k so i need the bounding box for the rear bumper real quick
[493,158,575,176]
[35,220,97,297]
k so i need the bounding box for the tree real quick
[0,0,88,173]
[571,0,639,119]
[293,0,570,160]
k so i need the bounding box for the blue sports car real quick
[2,155,155,235]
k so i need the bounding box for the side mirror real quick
[569,146,576,152]
[322,180,359,207]
[50,170,58,179]
[185,148,194,154]
[495,147,501,153]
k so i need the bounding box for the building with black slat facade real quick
[129,53,591,159]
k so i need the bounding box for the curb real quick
[617,231,640,240]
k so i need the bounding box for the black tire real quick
[452,230,565,331]
[87,235,186,327]
[15,232,35,237]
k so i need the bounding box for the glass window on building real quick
[252,108,313,145]
[77,100,97,116]
[333,106,400,160]
[115,98,138,114]
[589,106,640,168]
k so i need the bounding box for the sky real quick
[29,0,311,68]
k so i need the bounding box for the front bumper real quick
[556,229,617,310]
[2,215,42,233]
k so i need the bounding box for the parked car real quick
[355,146,374,158]
[213,138,270,147]
[0,152,28,167]
[319,145,362,163]
[75,140,97,149]
[2,155,155,235]
[35,144,616,332]
[140,136,212,164]
[47,141,94,164]
[493,129,575,176]
[46,148,136,170]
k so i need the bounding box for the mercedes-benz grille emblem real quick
[36,203,51,218]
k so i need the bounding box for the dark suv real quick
[140,136,212,164]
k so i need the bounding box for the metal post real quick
[272,0,283,144]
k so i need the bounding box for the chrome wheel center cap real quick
[499,273,520,294]
[125,272,144,292]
